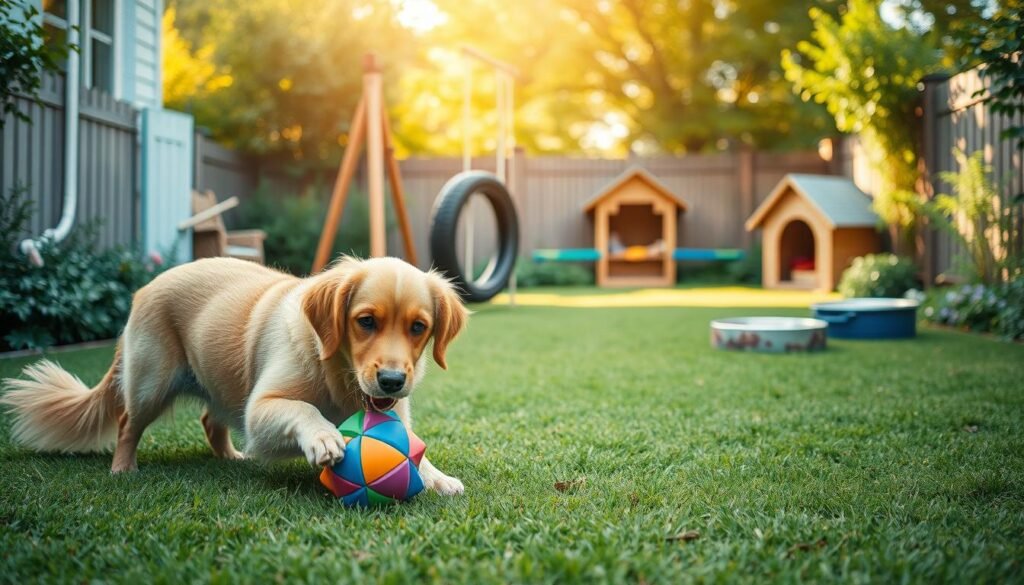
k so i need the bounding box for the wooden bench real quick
[181,190,267,264]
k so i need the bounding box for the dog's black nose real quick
[377,370,406,394]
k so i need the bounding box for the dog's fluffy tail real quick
[0,347,122,453]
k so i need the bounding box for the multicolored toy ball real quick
[319,410,426,507]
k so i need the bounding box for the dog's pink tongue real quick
[368,396,396,412]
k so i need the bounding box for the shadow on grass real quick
[1,446,333,505]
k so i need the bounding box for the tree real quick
[162,7,232,112]
[955,6,1024,148]
[782,0,943,254]
[164,0,415,166]
[395,0,842,156]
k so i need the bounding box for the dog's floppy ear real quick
[302,260,364,361]
[429,274,470,370]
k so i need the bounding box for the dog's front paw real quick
[424,472,464,496]
[301,429,346,467]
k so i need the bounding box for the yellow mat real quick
[490,287,841,309]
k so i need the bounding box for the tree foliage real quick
[956,6,1024,148]
[164,0,415,165]
[398,0,843,156]
[782,0,943,252]
[0,0,71,129]
[929,150,1023,284]
[165,0,850,159]
[162,7,233,112]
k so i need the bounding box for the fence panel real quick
[0,75,137,250]
[386,151,831,270]
[190,146,833,272]
[923,67,1023,279]
[194,134,258,226]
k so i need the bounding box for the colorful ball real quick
[319,410,426,507]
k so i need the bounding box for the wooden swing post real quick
[311,54,418,273]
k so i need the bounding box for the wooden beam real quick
[738,147,754,248]
[381,111,418,266]
[460,45,521,79]
[311,97,366,273]
[178,196,238,231]
[365,54,386,258]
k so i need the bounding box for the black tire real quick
[430,171,519,303]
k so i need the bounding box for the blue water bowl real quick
[811,298,920,340]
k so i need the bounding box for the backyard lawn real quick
[1,288,1022,583]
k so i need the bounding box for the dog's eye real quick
[410,321,427,335]
[356,316,376,331]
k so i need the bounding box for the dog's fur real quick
[0,256,469,495]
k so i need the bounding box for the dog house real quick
[584,167,688,287]
[745,174,879,291]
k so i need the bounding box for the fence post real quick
[512,147,527,252]
[739,146,754,248]
[192,131,203,191]
[919,74,947,287]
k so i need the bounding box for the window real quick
[42,0,118,94]
[85,0,115,92]
[42,0,69,72]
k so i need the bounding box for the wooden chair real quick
[183,190,266,264]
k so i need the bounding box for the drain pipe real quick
[20,0,80,267]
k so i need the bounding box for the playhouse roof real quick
[745,174,878,231]
[583,167,688,213]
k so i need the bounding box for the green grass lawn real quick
[2,290,1023,583]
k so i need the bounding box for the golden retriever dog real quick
[0,256,469,495]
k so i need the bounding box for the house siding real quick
[129,0,162,109]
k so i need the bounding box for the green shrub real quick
[676,262,730,284]
[0,187,162,352]
[927,150,1023,284]
[675,246,761,285]
[922,279,1024,341]
[922,284,1001,333]
[726,243,762,284]
[995,278,1024,340]
[237,180,376,276]
[838,254,918,297]
[515,260,594,287]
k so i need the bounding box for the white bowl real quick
[711,317,828,353]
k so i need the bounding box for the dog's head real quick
[302,257,468,404]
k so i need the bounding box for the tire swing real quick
[429,171,519,303]
[429,46,521,303]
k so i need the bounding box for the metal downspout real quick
[19,0,80,266]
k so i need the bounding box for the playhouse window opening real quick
[607,204,664,256]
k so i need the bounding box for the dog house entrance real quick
[607,203,665,280]
[779,219,816,288]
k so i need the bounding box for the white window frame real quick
[42,0,122,99]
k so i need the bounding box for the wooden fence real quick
[386,150,833,270]
[201,146,832,271]
[921,67,1024,279]
[193,133,257,227]
[1,75,138,250]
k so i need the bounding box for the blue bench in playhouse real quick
[532,248,745,263]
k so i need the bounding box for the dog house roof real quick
[745,174,878,230]
[583,166,688,213]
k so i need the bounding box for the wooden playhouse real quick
[745,174,879,292]
[583,167,688,287]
